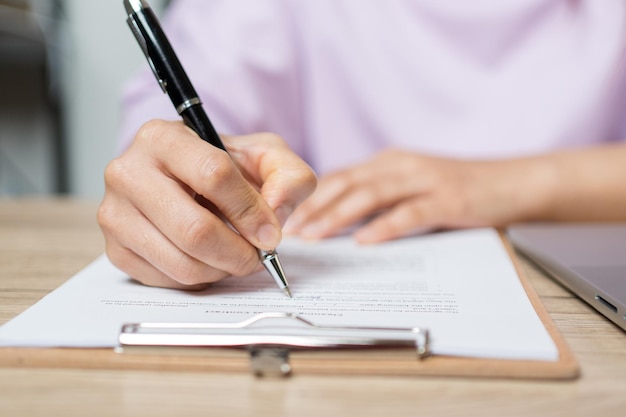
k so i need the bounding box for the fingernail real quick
[354,227,378,244]
[256,223,281,248]
[300,221,325,239]
[283,213,301,234]
[274,205,294,227]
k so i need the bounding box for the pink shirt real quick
[120,0,626,175]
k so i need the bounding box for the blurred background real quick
[0,0,168,198]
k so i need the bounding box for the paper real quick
[0,228,558,360]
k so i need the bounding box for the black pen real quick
[123,0,292,298]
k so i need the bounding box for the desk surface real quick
[0,198,625,417]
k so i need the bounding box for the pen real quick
[123,0,292,298]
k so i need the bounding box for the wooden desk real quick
[1,198,625,417]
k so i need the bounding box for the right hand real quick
[98,120,316,289]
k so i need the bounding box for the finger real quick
[106,207,236,285]
[135,120,282,251]
[283,170,360,235]
[104,158,262,278]
[296,183,392,239]
[286,158,430,238]
[98,197,206,289]
[224,133,317,226]
[353,197,442,243]
[99,196,226,286]
[105,242,210,290]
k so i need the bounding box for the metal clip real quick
[118,312,431,376]
[249,347,292,377]
[126,15,167,93]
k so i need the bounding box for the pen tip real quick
[284,287,293,298]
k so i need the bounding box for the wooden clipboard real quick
[0,232,580,379]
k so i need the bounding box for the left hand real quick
[283,149,547,243]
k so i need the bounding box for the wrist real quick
[513,155,560,221]
[471,155,559,225]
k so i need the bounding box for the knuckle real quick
[96,201,115,232]
[230,192,262,224]
[103,156,146,197]
[195,151,235,187]
[229,249,261,276]
[103,157,130,187]
[178,212,215,253]
[170,258,209,286]
[135,119,168,145]
[103,157,145,202]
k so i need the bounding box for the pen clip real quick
[126,14,168,94]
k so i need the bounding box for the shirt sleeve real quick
[117,0,305,156]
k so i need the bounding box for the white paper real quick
[0,228,558,360]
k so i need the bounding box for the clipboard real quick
[117,312,431,377]
[0,232,580,379]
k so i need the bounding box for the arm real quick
[284,144,626,243]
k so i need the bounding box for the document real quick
[0,228,558,361]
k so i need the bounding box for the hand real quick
[98,120,316,289]
[284,149,550,243]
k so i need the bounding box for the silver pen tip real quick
[259,249,292,298]
[283,286,293,298]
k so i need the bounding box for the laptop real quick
[507,223,626,332]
